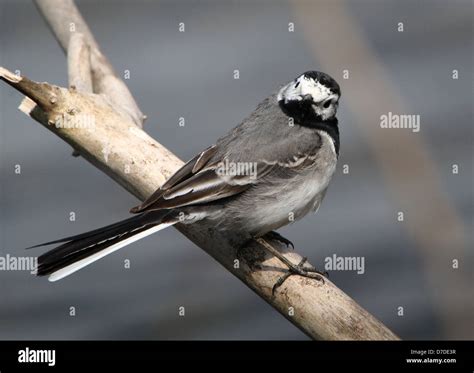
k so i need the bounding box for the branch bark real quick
[35,0,146,128]
[67,32,92,93]
[0,0,400,340]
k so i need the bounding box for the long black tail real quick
[29,210,176,281]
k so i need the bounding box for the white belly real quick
[255,164,335,231]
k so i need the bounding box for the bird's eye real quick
[323,100,332,109]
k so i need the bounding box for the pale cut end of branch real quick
[1,66,58,111]
[19,97,38,116]
[0,66,22,83]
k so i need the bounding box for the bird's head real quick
[277,71,341,122]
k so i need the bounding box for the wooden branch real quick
[67,33,92,93]
[35,0,146,128]
[67,32,92,156]
[1,66,398,341]
[1,1,400,340]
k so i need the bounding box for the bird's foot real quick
[272,257,328,296]
[253,237,327,296]
[264,231,294,249]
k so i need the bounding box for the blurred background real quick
[0,0,472,340]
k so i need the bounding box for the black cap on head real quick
[303,71,341,97]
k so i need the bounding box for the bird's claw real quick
[272,257,327,296]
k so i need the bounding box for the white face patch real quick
[278,75,333,103]
[277,74,339,120]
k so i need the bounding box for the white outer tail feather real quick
[48,222,176,282]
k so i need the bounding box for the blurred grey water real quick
[0,0,472,339]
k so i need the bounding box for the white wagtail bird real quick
[30,71,341,287]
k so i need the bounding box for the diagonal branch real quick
[35,0,146,128]
[1,67,398,340]
[0,0,400,340]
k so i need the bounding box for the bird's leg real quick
[263,231,294,249]
[254,238,327,295]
